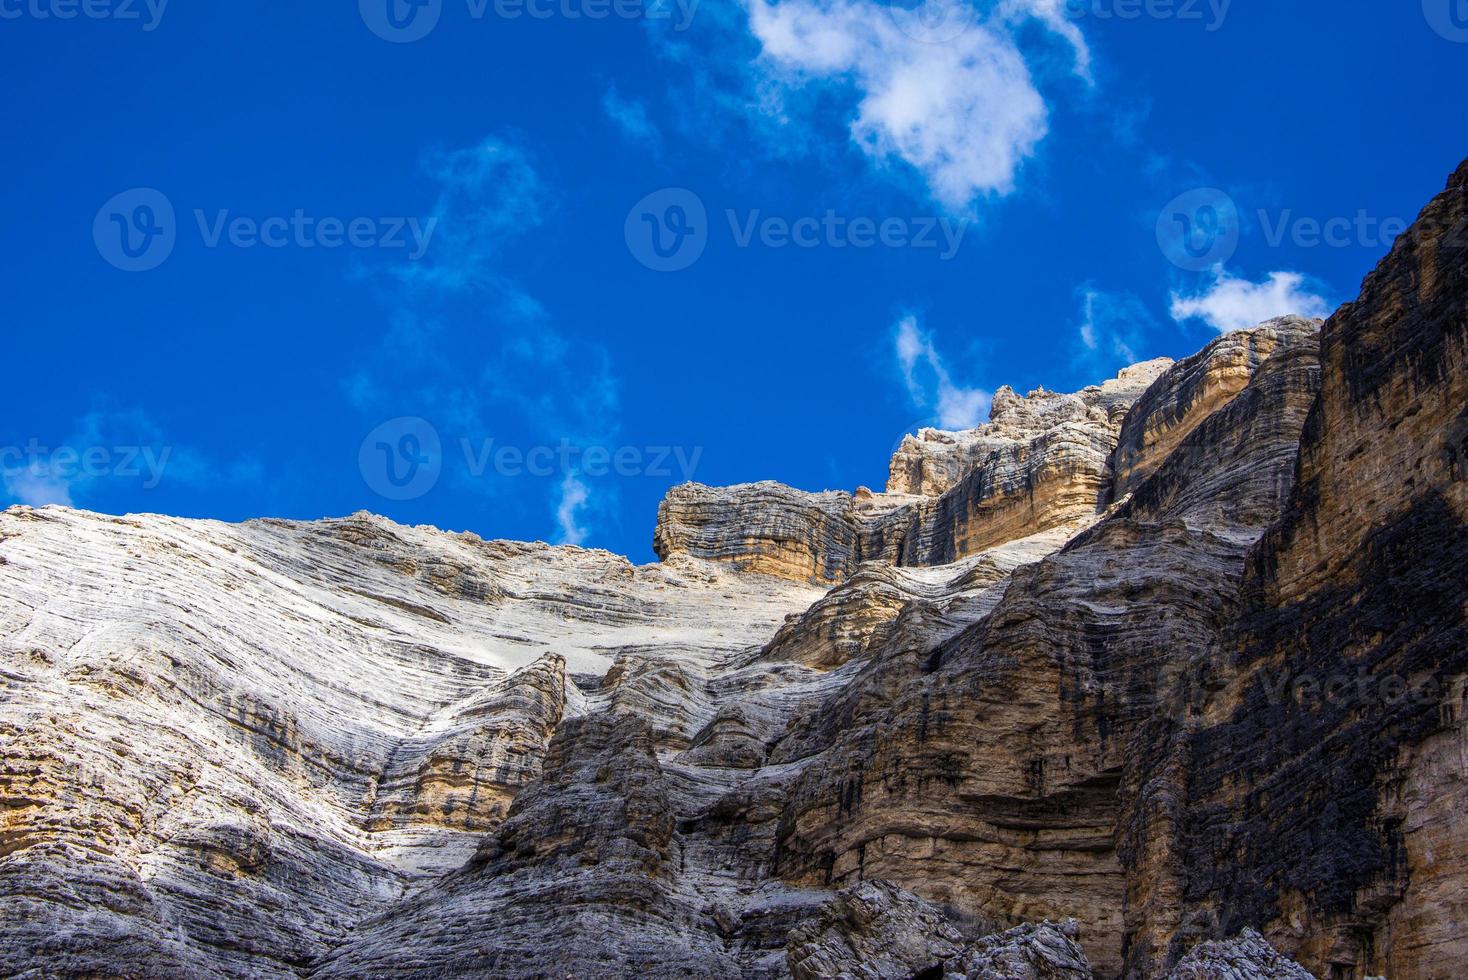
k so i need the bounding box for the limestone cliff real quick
[654,358,1171,585]
[2,160,1465,979]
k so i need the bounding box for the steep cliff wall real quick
[2,161,1465,980]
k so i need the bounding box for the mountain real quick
[2,159,1464,979]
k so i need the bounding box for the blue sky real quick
[2,0,1464,561]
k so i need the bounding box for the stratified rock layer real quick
[654,359,1171,585]
[3,159,1466,980]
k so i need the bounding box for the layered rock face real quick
[654,358,1172,585]
[1,160,1465,979]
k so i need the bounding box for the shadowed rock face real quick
[2,160,1465,979]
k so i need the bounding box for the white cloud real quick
[1,409,260,509]
[2,464,76,507]
[390,137,553,295]
[602,86,663,154]
[351,133,622,548]
[1077,287,1154,367]
[894,315,991,428]
[742,0,1088,209]
[1170,268,1330,334]
[554,473,591,546]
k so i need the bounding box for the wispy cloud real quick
[1076,286,1154,370]
[894,315,990,429]
[351,133,622,544]
[602,86,664,155]
[388,136,553,296]
[663,0,1091,211]
[1,408,261,508]
[1170,267,1330,333]
[554,473,592,546]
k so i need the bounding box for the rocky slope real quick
[1,159,1464,979]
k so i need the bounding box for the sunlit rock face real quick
[1,160,1465,979]
[653,358,1172,586]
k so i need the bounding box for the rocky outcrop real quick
[785,879,974,979]
[3,162,1465,980]
[785,880,1092,980]
[0,507,821,976]
[655,359,1172,585]
[888,360,1172,497]
[1108,320,1319,504]
[765,314,1323,978]
[1165,929,1315,980]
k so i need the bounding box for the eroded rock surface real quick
[785,880,1092,980]
[654,359,1171,585]
[1166,929,1315,980]
[2,160,1466,979]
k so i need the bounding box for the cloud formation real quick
[894,315,991,428]
[742,0,1088,209]
[352,134,621,544]
[1170,268,1330,333]
[554,473,592,546]
[1075,286,1158,372]
[1,409,260,508]
[603,86,664,155]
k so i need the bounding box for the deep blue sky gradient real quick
[2,0,1463,560]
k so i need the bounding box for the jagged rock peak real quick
[655,355,1175,585]
[1109,315,1322,504]
[1166,929,1316,980]
[888,356,1173,497]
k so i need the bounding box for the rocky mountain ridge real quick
[1,158,1465,978]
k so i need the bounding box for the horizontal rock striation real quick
[0,508,821,976]
[3,159,1466,980]
[655,360,1172,585]
[1155,157,1468,980]
[1108,319,1320,505]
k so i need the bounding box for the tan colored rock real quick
[2,161,1465,980]
[655,359,1171,586]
